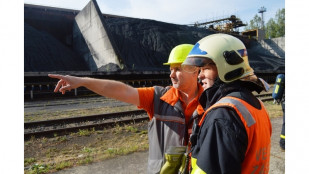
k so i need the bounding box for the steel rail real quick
[24,95,274,140]
[24,115,148,140]
[25,110,146,129]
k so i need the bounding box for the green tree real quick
[245,8,285,38]
[265,18,277,38]
[275,8,285,37]
[265,8,285,38]
[245,14,262,30]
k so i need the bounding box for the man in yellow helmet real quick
[181,34,272,174]
[49,44,204,174]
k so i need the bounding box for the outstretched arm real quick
[48,74,140,106]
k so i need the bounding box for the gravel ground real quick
[24,96,131,113]
[54,117,285,174]
[25,92,283,174]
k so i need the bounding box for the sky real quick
[23,0,285,30]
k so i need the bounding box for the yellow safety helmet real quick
[182,34,254,83]
[163,44,194,65]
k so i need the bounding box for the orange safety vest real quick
[197,96,272,174]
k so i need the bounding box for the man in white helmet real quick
[49,44,204,174]
[181,34,272,174]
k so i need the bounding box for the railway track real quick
[24,110,148,140]
[24,93,274,140]
[24,96,126,108]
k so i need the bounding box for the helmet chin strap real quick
[258,78,270,92]
[212,77,224,87]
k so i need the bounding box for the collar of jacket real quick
[199,80,261,109]
[160,83,203,107]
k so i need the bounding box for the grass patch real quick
[263,101,283,118]
[78,129,91,136]
[77,128,95,136]
[82,147,94,153]
[45,147,58,158]
[55,161,73,171]
[78,156,93,165]
[125,126,139,133]
[56,136,68,142]
[140,130,148,134]
[25,122,148,173]
[113,124,123,134]
[24,158,36,166]
[26,163,51,174]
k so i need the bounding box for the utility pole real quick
[258,6,267,30]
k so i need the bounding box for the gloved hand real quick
[178,153,189,174]
[160,146,186,174]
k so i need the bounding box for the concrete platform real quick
[54,117,285,174]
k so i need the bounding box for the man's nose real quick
[170,70,176,78]
[198,71,204,79]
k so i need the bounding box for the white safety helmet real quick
[182,33,254,83]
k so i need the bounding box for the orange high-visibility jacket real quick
[191,96,272,174]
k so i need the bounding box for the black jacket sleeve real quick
[193,107,248,174]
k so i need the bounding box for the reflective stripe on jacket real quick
[147,86,186,174]
[191,96,272,174]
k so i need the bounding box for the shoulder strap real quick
[198,96,256,127]
[153,86,171,97]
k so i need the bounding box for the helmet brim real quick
[163,61,183,65]
[182,57,213,67]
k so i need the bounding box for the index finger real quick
[54,79,64,92]
[48,74,64,80]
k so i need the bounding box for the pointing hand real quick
[48,74,82,94]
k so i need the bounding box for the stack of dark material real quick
[105,16,285,72]
[104,17,216,71]
[24,22,89,72]
[246,41,285,72]
[24,2,284,73]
